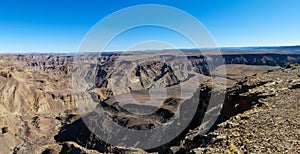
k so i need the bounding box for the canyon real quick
[0,49,299,153]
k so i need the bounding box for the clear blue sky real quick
[0,0,299,52]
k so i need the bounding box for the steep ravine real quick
[54,73,280,153]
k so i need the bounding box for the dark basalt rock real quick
[1,127,8,134]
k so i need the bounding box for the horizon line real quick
[0,44,299,54]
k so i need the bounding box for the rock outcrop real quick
[184,64,300,153]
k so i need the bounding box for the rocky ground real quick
[190,64,300,153]
[0,53,299,153]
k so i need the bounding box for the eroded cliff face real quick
[1,52,299,86]
[0,55,75,153]
[0,52,299,153]
[0,56,74,115]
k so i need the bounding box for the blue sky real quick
[0,0,299,52]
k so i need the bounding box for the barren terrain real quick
[0,50,299,153]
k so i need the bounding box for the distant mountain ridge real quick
[1,45,300,54]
